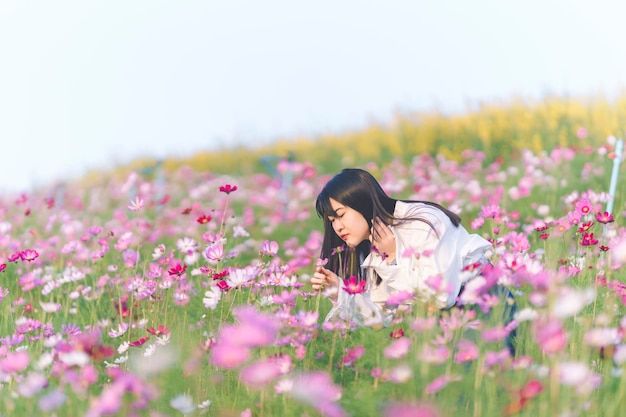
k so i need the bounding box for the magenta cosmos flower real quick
[342,276,366,295]
[219,184,237,194]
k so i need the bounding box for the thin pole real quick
[607,138,624,215]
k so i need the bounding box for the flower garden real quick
[2,96,626,416]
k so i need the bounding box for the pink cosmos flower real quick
[289,372,346,417]
[127,196,144,211]
[504,380,543,415]
[596,211,614,224]
[239,359,283,388]
[574,198,593,216]
[342,346,365,367]
[204,242,224,264]
[454,339,479,363]
[0,350,30,374]
[418,345,450,364]
[260,240,279,256]
[534,320,568,354]
[583,327,621,347]
[20,249,39,262]
[384,337,411,359]
[481,326,510,342]
[424,374,462,394]
[210,343,251,369]
[342,276,366,295]
[0,263,6,272]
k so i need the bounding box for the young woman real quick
[310,168,504,327]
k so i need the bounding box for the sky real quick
[1,0,626,194]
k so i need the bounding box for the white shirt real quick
[326,201,491,326]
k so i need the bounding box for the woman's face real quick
[328,198,370,248]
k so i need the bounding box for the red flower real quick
[581,232,599,246]
[197,214,212,224]
[20,249,39,262]
[577,221,594,233]
[342,276,366,295]
[600,245,610,252]
[219,184,238,194]
[596,211,614,224]
[504,380,543,415]
[147,324,170,336]
[129,337,149,347]
[0,263,6,272]
[539,233,550,240]
[212,270,229,280]
[463,262,483,272]
[168,263,187,276]
[390,328,405,339]
[216,280,230,291]
[181,207,192,215]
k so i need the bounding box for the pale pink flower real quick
[210,343,250,369]
[239,359,283,388]
[481,326,510,342]
[613,344,626,366]
[418,345,450,364]
[0,350,30,373]
[17,371,47,397]
[480,205,501,219]
[389,363,413,383]
[583,327,621,347]
[226,266,259,288]
[484,348,511,367]
[559,361,602,395]
[424,374,462,394]
[289,372,346,417]
[471,216,485,230]
[203,242,224,264]
[550,287,596,318]
[534,320,568,354]
[127,197,144,211]
[407,318,435,335]
[108,322,129,338]
[260,240,279,256]
[384,337,411,359]
[454,339,479,363]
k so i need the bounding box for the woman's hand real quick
[371,217,397,264]
[311,266,340,301]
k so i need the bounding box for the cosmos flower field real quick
[2,139,626,417]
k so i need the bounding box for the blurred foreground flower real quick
[127,197,144,211]
[289,371,346,417]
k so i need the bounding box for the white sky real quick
[1,0,626,193]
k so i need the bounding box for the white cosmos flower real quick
[176,237,198,254]
[108,322,129,338]
[203,286,221,310]
[144,344,156,357]
[226,266,259,288]
[170,394,196,414]
[551,287,596,319]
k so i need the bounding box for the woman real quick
[311,168,499,327]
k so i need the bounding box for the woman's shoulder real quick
[395,200,446,219]
[394,201,449,231]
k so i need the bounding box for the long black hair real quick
[315,168,461,280]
